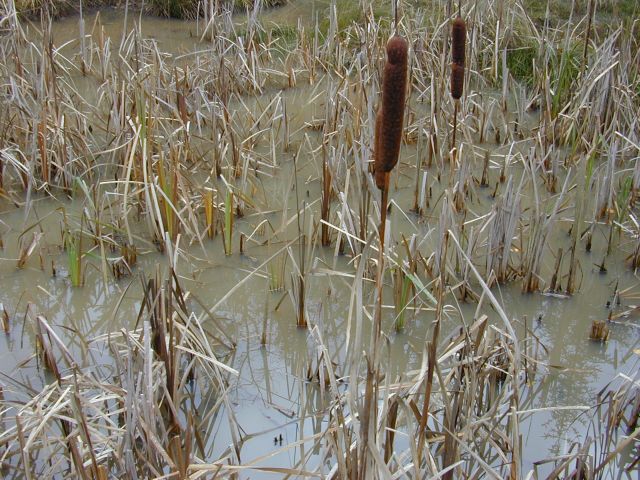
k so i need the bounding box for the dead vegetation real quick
[0,0,639,477]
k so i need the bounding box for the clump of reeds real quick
[268,248,287,291]
[156,151,180,245]
[121,242,137,267]
[0,269,237,479]
[485,176,521,284]
[111,242,137,279]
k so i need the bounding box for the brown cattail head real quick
[375,169,388,190]
[374,35,408,190]
[451,17,466,67]
[451,62,465,99]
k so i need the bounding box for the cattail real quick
[451,17,466,67]
[375,167,388,190]
[451,62,465,99]
[451,17,466,100]
[374,35,408,190]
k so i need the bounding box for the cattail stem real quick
[582,0,596,76]
[361,172,390,480]
[375,178,389,346]
[394,0,399,33]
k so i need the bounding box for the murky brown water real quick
[1,4,639,478]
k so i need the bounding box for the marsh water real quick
[1,4,639,478]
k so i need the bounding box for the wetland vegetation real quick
[0,0,639,478]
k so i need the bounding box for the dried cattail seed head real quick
[451,17,466,67]
[374,35,408,190]
[451,62,465,99]
[451,17,466,100]
[386,35,408,66]
[375,169,388,190]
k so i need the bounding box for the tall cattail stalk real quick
[582,0,596,76]
[372,34,408,247]
[362,33,408,479]
[450,17,466,151]
[373,36,408,191]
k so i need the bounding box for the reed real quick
[203,188,217,239]
[268,248,287,292]
[629,239,640,272]
[0,270,236,479]
[1,303,8,334]
[320,152,332,246]
[392,239,419,332]
[16,232,43,269]
[223,188,233,255]
[548,247,563,293]
[156,151,180,244]
[392,266,411,330]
